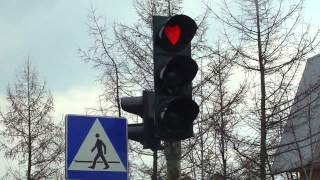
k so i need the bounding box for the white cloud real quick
[52,83,103,122]
[183,0,204,17]
[0,94,8,113]
[0,83,104,121]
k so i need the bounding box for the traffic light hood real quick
[159,55,198,95]
[120,96,143,117]
[156,15,197,52]
[161,98,199,123]
[157,97,199,139]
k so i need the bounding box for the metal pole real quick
[164,140,181,180]
[152,150,158,180]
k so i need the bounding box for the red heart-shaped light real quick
[164,25,181,45]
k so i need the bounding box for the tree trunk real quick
[218,52,227,180]
[254,0,267,179]
[27,60,32,180]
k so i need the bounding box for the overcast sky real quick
[0,0,204,118]
[0,0,140,175]
[0,0,203,175]
[0,0,138,122]
[0,0,319,118]
[0,0,319,177]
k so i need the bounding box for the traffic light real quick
[153,15,199,140]
[121,91,160,150]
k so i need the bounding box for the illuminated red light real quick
[164,25,181,45]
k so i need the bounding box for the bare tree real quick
[113,1,221,179]
[0,59,64,179]
[180,41,247,179]
[81,0,247,179]
[80,1,185,118]
[208,45,247,179]
[79,7,124,117]
[208,0,320,179]
[80,1,197,179]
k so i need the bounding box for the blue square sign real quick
[66,115,128,180]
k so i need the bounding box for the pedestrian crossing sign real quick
[66,115,128,180]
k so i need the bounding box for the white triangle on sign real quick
[68,118,126,172]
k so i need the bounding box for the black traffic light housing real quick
[153,15,199,140]
[121,91,161,150]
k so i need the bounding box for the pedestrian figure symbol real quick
[88,133,110,169]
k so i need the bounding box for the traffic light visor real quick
[161,98,199,124]
[120,96,143,117]
[159,56,198,95]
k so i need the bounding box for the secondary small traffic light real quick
[153,15,199,140]
[121,91,160,150]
